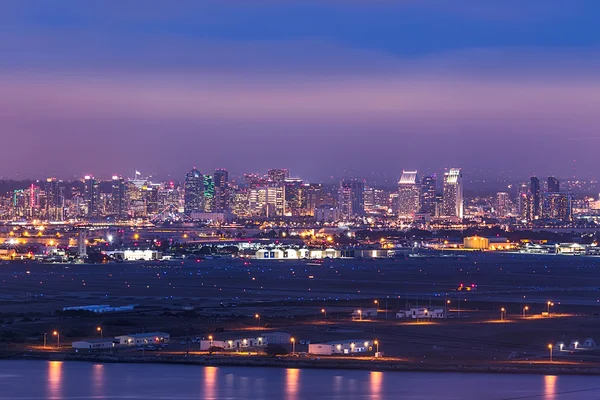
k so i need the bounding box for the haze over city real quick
[1,0,600,180]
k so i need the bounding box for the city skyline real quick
[1,1,600,179]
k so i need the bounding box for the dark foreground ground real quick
[1,252,600,370]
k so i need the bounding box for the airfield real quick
[1,252,600,364]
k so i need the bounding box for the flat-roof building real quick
[309,340,374,355]
[115,332,170,346]
[72,338,115,350]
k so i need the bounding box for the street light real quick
[53,331,60,348]
[208,335,213,346]
[358,310,362,321]
[291,337,296,354]
[523,306,529,318]
[548,344,553,362]
[43,333,48,349]
[374,339,379,353]
[321,308,327,320]
[255,314,260,327]
[500,307,506,322]
[547,301,554,314]
[97,326,103,339]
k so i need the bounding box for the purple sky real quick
[1,1,599,182]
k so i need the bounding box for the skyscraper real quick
[268,169,290,183]
[283,178,304,216]
[397,170,420,217]
[203,175,215,212]
[213,169,229,212]
[442,168,463,218]
[420,174,437,215]
[495,192,510,217]
[544,192,571,221]
[339,178,365,218]
[111,176,126,219]
[84,175,98,217]
[548,177,560,193]
[530,177,541,219]
[45,178,64,221]
[184,168,203,215]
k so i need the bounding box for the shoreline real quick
[4,352,600,376]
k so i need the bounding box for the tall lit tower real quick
[111,176,127,219]
[548,177,560,193]
[530,177,541,219]
[339,178,365,217]
[420,174,437,215]
[397,170,420,218]
[184,168,204,215]
[84,175,98,218]
[45,178,64,221]
[213,169,229,212]
[442,168,463,218]
[268,169,290,183]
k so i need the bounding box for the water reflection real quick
[204,366,217,400]
[92,364,104,398]
[370,371,382,400]
[544,375,557,400]
[285,368,300,400]
[47,361,63,399]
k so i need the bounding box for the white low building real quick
[255,248,341,260]
[309,340,374,355]
[396,308,445,319]
[72,339,115,350]
[115,332,170,346]
[200,332,291,350]
[352,308,378,319]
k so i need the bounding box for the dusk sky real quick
[1,1,599,182]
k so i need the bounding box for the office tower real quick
[84,175,99,217]
[142,185,160,215]
[203,175,215,212]
[283,178,304,216]
[45,178,64,221]
[397,170,420,217]
[339,178,365,218]
[548,177,560,193]
[111,176,126,219]
[184,168,204,215]
[304,183,322,216]
[267,184,285,217]
[442,168,463,218]
[496,192,510,217]
[268,169,290,183]
[530,177,541,219]
[420,174,437,215]
[214,169,228,188]
[231,189,250,217]
[363,186,376,212]
[544,193,571,221]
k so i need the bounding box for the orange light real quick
[53,331,58,336]
[97,327,102,332]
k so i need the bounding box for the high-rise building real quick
[45,178,64,221]
[339,178,365,218]
[84,175,99,217]
[544,192,572,221]
[397,170,420,217]
[184,168,204,215]
[442,168,463,218]
[495,192,510,217]
[304,183,322,216]
[203,175,215,212]
[420,174,437,215]
[530,177,541,219]
[548,177,560,193]
[213,169,229,212]
[268,169,290,183]
[283,178,304,216]
[111,176,127,219]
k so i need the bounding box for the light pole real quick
[548,344,553,362]
[43,333,48,349]
[321,308,326,321]
[208,335,213,347]
[97,326,103,339]
[255,314,260,328]
[547,301,554,314]
[500,307,506,322]
[53,331,60,348]
[374,339,379,353]
[523,306,529,318]
[358,310,362,321]
[291,337,296,355]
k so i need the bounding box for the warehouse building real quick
[115,332,170,346]
[72,338,115,350]
[309,340,374,355]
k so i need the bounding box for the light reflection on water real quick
[1,360,598,400]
